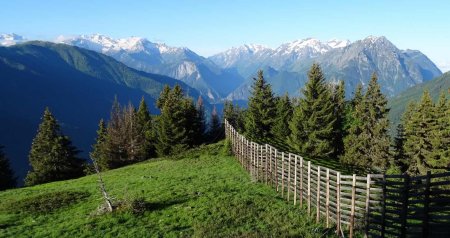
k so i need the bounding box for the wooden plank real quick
[422,171,431,237]
[275,149,279,192]
[350,174,356,238]
[300,156,304,207]
[265,144,268,185]
[287,153,291,201]
[365,174,371,238]
[308,161,311,215]
[326,169,330,228]
[281,152,285,197]
[400,174,409,238]
[294,155,298,206]
[336,172,341,235]
[317,166,321,223]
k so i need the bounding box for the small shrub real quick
[3,191,90,214]
[116,197,148,215]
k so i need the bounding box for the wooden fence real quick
[224,120,450,238]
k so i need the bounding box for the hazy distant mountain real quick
[0,33,26,46]
[56,34,245,101]
[0,41,202,181]
[212,36,442,99]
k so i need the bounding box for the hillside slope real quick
[0,143,333,237]
[0,41,203,181]
[388,72,450,130]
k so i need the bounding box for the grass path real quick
[0,142,336,237]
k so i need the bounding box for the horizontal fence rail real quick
[224,120,450,238]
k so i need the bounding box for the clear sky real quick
[1,0,449,71]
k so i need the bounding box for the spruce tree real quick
[288,63,336,161]
[428,92,450,172]
[194,96,207,144]
[244,70,277,140]
[272,93,293,142]
[403,91,436,175]
[155,85,190,156]
[332,81,346,158]
[136,97,155,159]
[208,106,223,143]
[25,108,84,186]
[90,119,110,171]
[0,146,16,190]
[105,97,127,168]
[341,74,391,171]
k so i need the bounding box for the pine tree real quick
[156,85,171,110]
[155,85,190,156]
[244,70,277,140]
[332,81,346,158]
[272,93,293,141]
[288,63,336,161]
[0,146,16,190]
[403,91,436,175]
[393,102,416,172]
[123,103,142,163]
[194,96,207,144]
[427,92,449,173]
[90,119,110,171]
[223,101,245,132]
[25,108,84,186]
[208,106,223,143]
[341,74,391,171]
[105,97,127,169]
[136,97,155,159]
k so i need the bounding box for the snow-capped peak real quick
[275,38,331,55]
[0,33,26,46]
[327,39,351,48]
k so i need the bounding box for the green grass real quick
[0,142,336,238]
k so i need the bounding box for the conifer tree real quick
[341,74,391,171]
[244,70,277,140]
[332,81,346,157]
[0,146,16,190]
[223,101,245,132]
[208,106,223,143]
[105,97,127,168]
[155,85,190,156]
[194,96,207,144]
[25,108,84,186]
[272,93,293,141]
[156,85,171,110]
[90,119,110,171]
[123,103,142,163]
[403,91,436,175]
[393,103,415,172]
[428,92,450,172]
[136,97,154,158]
[288,63,336,160]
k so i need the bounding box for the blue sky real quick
[1,0,449,71]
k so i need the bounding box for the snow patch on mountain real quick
[0,33,26,46]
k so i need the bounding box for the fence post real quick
[317,166,321,223]
[350,174,356,238]
[288,154,291,201]
[400,174,409,238]
[275,149,279,192]
[336,172,341,236]
[326,169,330,228]
[300,157,304,207]
[381,174,386,238]
[246,140,249,172]
[269,146,273,187]
[265,144,268,185]
[308,161,311,215]
[281,152,285,198]
[422,171,431,238]
[294,155,298,206]
[365,174,371,238]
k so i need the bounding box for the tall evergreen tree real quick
[90,119,110,171]
[341,74,391,171]
[403,91,436,175]
[332,81,346,158]
[272,93,293,141]
[0,146,16,190]
[208,106,223,143]
[288,63,336,161]
[105,97,127,168]
[428,92,450,172]
[244,70,277,140]
[194,96,207,144]
[155,85,190,156]
[25,108,84,186]
[136,97,155,159]
[393,103,415,172]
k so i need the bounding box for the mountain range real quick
[2,33,442,101]
[0,41,203,181]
